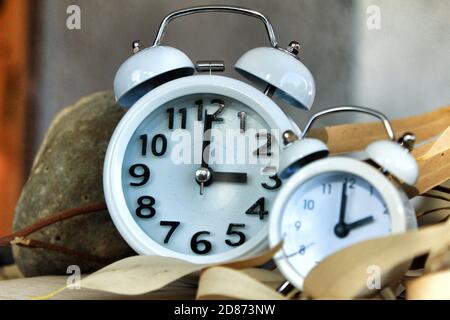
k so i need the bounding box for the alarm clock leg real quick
[277,280,295,295]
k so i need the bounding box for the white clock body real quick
[269,157,417,290]
[104,75,300,265]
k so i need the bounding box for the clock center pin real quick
[195,167,212,195]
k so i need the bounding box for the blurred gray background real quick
[30,0,450,164]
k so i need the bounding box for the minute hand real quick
[201,109,223,168]
[338,182,348,224]
[201,111,213,169]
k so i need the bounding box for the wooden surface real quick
[0,0,29,236]
[0,275,196,300]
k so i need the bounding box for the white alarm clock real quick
[269,106,419,291]
[104,6,316,264]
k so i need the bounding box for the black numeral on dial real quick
[246,198,268,220]
[254,133,272,157]
[195,100,203,121]
[225,224,246,247]
[191,231,212,255]
[160,221,180,244]
[167,108,174,129]
[179,108,187,129]
[140,134,168,157]
[129,164,150,186]
[139,134,148,156]
[262,175,282,190]
[167,107,187,129]
[151,134,167,156]
[136,196,156,218]
[344,177,356,189]
[210,99,225,120]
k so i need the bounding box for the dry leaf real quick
[79,244,283,296]
[221,242,282,270]
[407,270,450,300]
[81,256,202,295]
[197,267,286,300]
[409,127,450,196]
[303,221,450,299]
[417,126,450,161]
[239,268,286,290]
[417,210,450,226]
[312,106,450,155]
[424,244,450,274]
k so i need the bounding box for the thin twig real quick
[0,202,107,246]
[12,237,112,265]
[0,203,110,264]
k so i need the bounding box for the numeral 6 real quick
[190,231,212,255]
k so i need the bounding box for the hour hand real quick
[346,216,374,231]
[213,171,247,184]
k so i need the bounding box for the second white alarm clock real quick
[269,106,419,291]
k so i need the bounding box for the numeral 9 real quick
[129,164,150,186]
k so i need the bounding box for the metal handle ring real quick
[301,105,395,141]
[152,5,278,48]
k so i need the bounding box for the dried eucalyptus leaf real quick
[417,127,450,161]
[81,255,202,295]
[414,143,450,196]
[313,106,450,155]
[303,222,450,299]
[221,242,282,270]
[424,244,450,274]
[78,244,282,296]
[418,211,449,226]
[239,268,286,289]
[197,267,286,300]
[407,270,450,300]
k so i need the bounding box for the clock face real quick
[277,172,391,282]
[121,93,283,259]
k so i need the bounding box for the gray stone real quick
[13,92,134,277]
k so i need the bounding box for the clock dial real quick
[121,94,282,257]
[278,172,391,279]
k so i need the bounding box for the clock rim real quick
[269,156,416,290]
[104,74,299,265]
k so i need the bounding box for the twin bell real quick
[112,6,316,112]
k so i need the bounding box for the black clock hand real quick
[213,172,248,184]
[201,111,213,169]
[346,216,375,231]
[201,102,224,169]
[334,182,349,238]
[338,181,348,225]
[195,111,214,195]
[197,106,224,195]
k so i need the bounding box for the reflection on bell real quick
[235,42,316,110]
[366,139,419,185]
[279,131,329,179]
[114,45,195,108]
